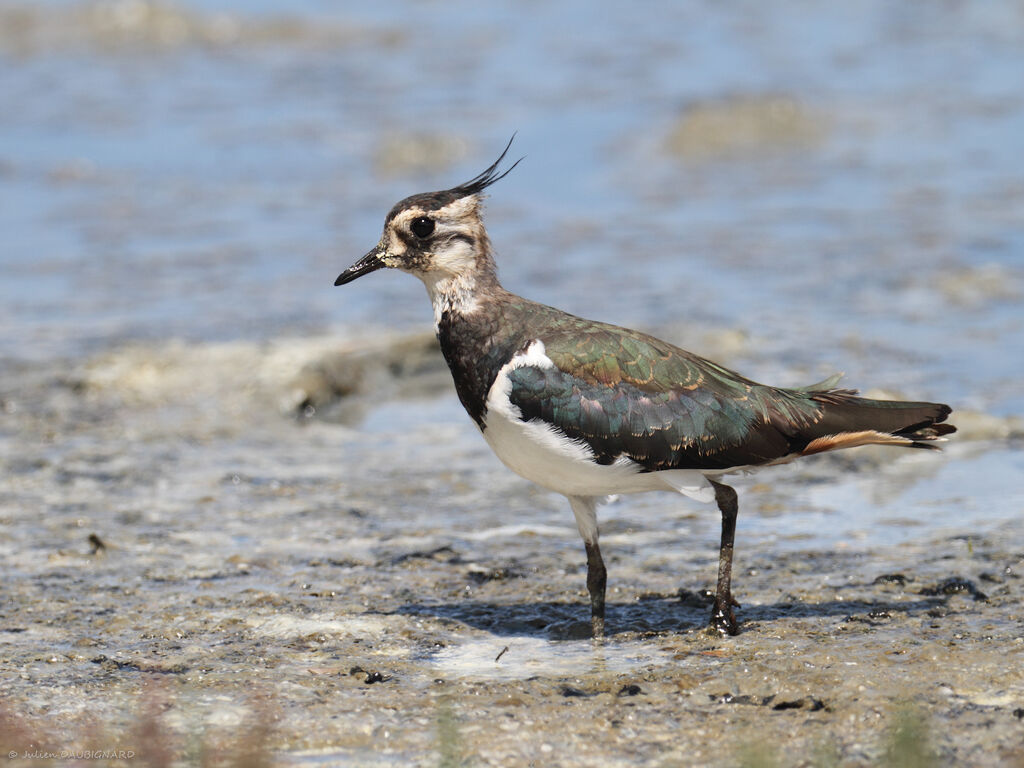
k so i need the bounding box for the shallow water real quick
[2,1,1024,766]
[2,1,1023,407]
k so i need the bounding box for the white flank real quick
[482,340,716,501]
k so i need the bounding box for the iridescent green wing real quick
[506,319,821,471]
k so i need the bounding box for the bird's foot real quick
[706,601,740,636]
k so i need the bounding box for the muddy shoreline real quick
[2,337,1022,766]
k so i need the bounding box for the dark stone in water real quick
[843,610,893,626]
[467,566,522,584]
[350,666,389,684]
[560,685,593,698]
[873,573,909,586]
[920,576,988,601]
[711,692,828,711]
[772,697,827,712]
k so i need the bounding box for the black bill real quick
[335,247,385,286]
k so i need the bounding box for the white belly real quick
[480,406,651,496]
[481,340,716,503]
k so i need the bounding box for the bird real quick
[334,137,956,637]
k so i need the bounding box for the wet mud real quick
[2,340,1022,767]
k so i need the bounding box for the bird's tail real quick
[794,389,955,456]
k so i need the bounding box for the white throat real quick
[403,233,490,327]
[421,271,481,328]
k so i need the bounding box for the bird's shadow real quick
[394,593,945,641]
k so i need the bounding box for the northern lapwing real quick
[335,138,956,637]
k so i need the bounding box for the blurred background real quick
[2,0,1021,415]
[3,1,1024,761]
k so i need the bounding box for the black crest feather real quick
[384,135,524,222]
[447,134,523,198]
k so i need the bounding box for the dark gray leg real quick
[584,539,607,638]
[708,479,740,636]
[568,496,605,638]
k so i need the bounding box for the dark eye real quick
[410,216,435,239]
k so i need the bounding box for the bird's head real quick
[335,137,521,288]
